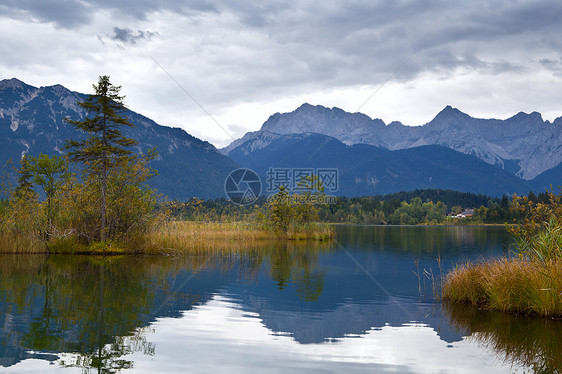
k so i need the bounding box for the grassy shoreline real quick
[442,191,562,318]
[442,258,562,317]
[132,221,334,255]
[0,221,335,255]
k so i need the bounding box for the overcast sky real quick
[1,0,561,147]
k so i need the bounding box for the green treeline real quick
[318,192,527,224]
[168,189,548,225]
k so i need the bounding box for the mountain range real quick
[1,78,560,199]
[224,103,562,180]
[223,103,562,196]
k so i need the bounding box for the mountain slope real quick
[0,78,239,199]
[530,162,562,192]
[225,103,562,180]
[229,133,531,197]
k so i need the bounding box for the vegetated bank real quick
[442,190,562,317]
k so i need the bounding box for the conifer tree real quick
[65,75,137,242]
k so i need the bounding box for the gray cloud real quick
[110,27,158,45]
[92,0,218,21]
[123,0,562,124]
[0,0,218,28]
[0,0,91,28]
[539,57,562,77]
[152,0,560,103]
[2,0,562,145]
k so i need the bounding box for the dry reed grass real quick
[0,231,47,253]
[0,220,334,254]
[442,257,562,317]
[127,220,335,254]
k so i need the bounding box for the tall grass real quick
[442,258,562,317]
[443,191,562,317]
[129,221,335,254]
[514,218,562,261]
[0,218,334,254]
[0,231,47,253]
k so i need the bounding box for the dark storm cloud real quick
[110,27,158,45]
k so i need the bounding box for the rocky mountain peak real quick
[387,121,405,127]
[431,105,470,124]
[507,111,544,126]
[0,78,30,90]
[40,84,72,95]
[259,103,385,138]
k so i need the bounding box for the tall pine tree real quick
[65,75,137,242]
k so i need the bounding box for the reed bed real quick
[126,221,335,254]
[0,220,334,254]
[442,258,562,317]
[0,231,47,254]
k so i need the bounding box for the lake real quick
[1,225,561,373]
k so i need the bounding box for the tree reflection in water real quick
[0,241,331,372]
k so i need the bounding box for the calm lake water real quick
[1,225,561,373]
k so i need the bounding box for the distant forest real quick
[169,189,548,225]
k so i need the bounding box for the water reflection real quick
[0,255,165,372]
[0,226,546,373]
[337,225,512,255]
[0,242,332,372]
[115,295,521,374]
[445,302,562,373]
